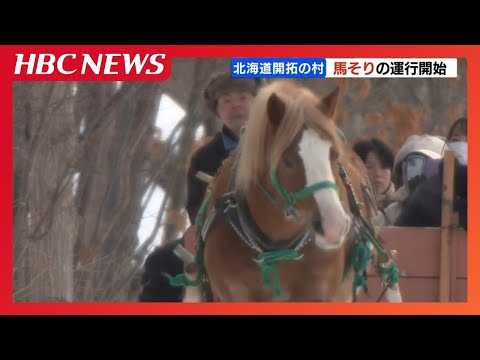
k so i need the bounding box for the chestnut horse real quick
[184,79,402,302]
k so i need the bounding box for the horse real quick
[183,79,402,302]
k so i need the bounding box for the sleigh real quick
[357,226,467,302]
[358,150,467,302]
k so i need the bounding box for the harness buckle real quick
[293,253,304,260]
[223,196,237,213]
[283,206,296,218]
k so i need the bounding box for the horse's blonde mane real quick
[235,80,332,192]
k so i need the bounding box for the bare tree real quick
[14,82,79,302]
[72,82,163,301]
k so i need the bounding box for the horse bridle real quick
[257,170,339,220]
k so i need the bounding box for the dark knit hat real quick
[203,72,261,114]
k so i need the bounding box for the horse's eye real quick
[284,157,294,168]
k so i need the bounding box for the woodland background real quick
[12,58,467,302]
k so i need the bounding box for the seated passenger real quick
[353,137,395,211]
[395,117,467,229]
[371,133,444,227]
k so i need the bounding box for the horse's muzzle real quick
[313,213,350,250]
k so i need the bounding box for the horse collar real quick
[216,192,313,254]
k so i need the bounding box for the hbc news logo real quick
[13,52,171,80]
[231,58,458,78]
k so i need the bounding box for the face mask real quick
[447,141,467,165]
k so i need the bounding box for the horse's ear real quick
[319,86,341,119]
[267,92,286,128]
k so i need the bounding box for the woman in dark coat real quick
[394,159,467,229]
[395,117,467,230]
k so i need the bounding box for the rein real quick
[337,163,399,302]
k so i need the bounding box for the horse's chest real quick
[274,255,347,301]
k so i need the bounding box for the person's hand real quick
[184,225,199,256]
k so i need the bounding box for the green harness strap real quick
[162,196,210,288]
[344,226,399,301]
[255,249,301,299]
[161,250,205,287]
[361,226,399,289]
[348,237,372,294]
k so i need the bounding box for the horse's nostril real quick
[313,220,324,235]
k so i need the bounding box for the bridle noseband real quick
[258,170,339,219]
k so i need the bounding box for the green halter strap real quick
[258,170,338,219]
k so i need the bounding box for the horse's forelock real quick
[236,81,308,190]
[268,92,311,171]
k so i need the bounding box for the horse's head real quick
[236,80,351,250]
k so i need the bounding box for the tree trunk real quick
[13,82,78,302]
[73,82,162,301]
